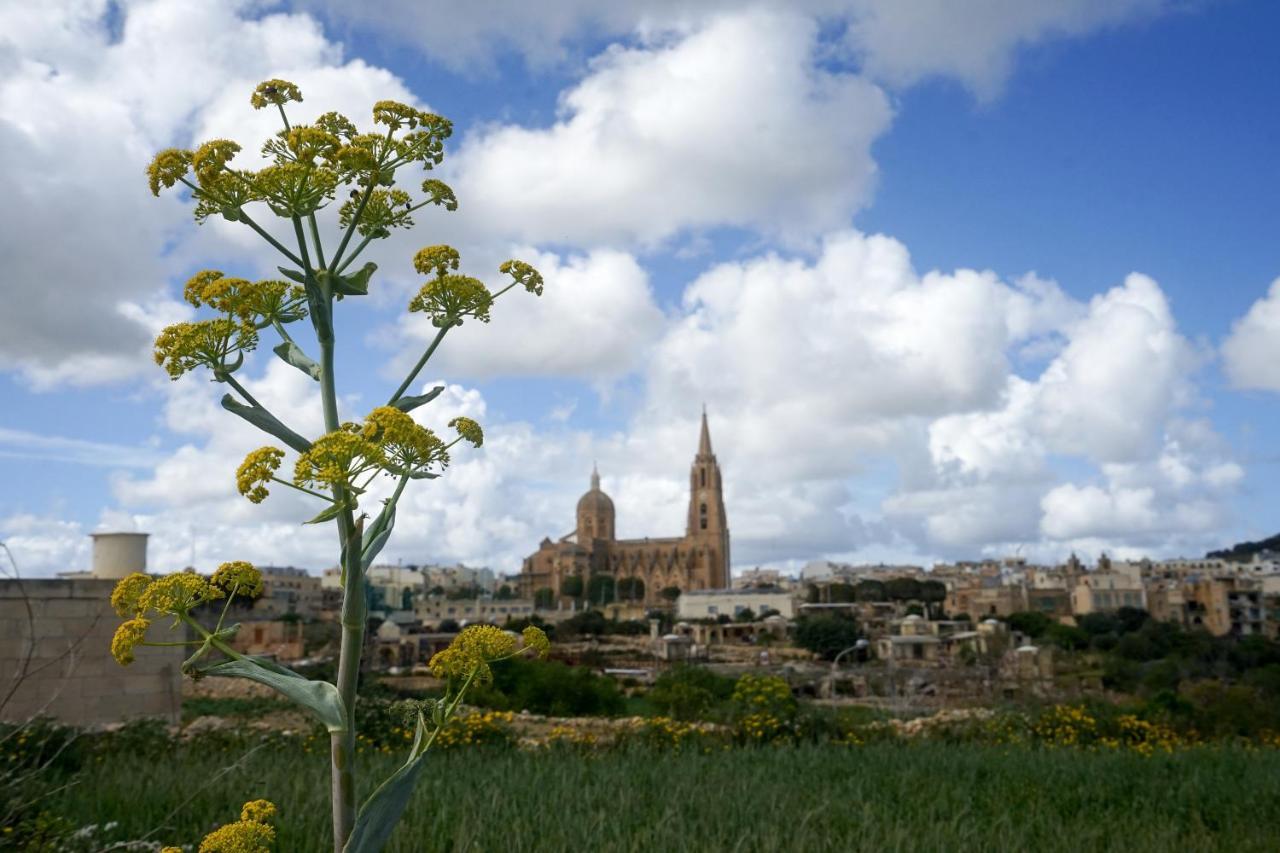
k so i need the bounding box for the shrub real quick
[793,615,861,660]
[648,666,736,721]
[470,658,625,717]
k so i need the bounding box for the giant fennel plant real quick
[107,79,550,853]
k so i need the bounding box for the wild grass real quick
[55,740,1280,852]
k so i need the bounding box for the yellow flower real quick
[252,162,338,218]
[153,319,258,380]
[192,139,242,185]
[251,78,303,110]
[138,572,224,615]
[409,274,492,327]
[161,848,183,853]
[236,447,284,503]
[198,818,275,852]
[448,417,483,448]
[372,99,425,130]
[499,259,544,296]
[110,572,152,617]
[293,427,383,491]
[315,111,357,141]
[183,269,227,308]
[111,617,149,666]
[339,188,413,237]
[362,407,448,474]
[428,625,517,682]
[420,179,457,211]
[147,148,192,196]
[239,799,276,823]
[413,245,461,277]
[521,625,550,658]
[212,561,263,597]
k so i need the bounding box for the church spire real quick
[697,405,713,457]
[590,461,600,491]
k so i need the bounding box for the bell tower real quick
[687,408,730,587]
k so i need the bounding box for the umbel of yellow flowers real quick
[121,76,550,853]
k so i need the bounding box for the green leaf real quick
[304,503,345,525]
[273,340,322,380]
[343,757,427,853]
[200,658,347,732]
[321,262,377,298]
[220,395,311,454]
[277,266,307,284]
[220,206,241,222]
[390,385,444,414]
[362,500,396,571]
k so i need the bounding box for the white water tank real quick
[91,532,148,579]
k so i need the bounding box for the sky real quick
[2,0,1280,579]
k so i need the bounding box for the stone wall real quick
[0,579,183,726]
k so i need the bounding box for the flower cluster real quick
[409,274,493,327]
[448,416,484,448]
[362,406,449,476]
[433,710,517,750]
[236,447,285,503]
[211,561,264,597]
[251,79,303,109]
[110,617,150,666]
[153,319,258,380]
[500,259,545,296]
[108,570,228,666]
[147,148,192,196]
[292,425,385,492]
[428,625,518,683]
[194,798,278,852]
[339,188,413,237]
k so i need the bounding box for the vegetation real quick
[647,665,737,720]
[793,614,862,660]
[467,658,625,717]
[22,726,1280,852]
[1208,532,1280,562]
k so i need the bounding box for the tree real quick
[617,576,645,602]
[560,575,585,601]
[495,584,514,600]
[113,80,549,851]
[735,607,757,623]
[1006,611,1052,639]
[854,580,886,602]
[586,574,616,606]
[885,577,923,602]
[793,615,861,660]
[533,587,555,609]
[661,585,683,602]
[400,587,414,612]
[919,580,946,617]
[828,583,857,603]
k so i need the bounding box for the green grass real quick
[54,742,1280,851]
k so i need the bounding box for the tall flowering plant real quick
[108,79,550,852]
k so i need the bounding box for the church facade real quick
[518,412,730,606]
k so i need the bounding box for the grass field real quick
[53,740,1280,852]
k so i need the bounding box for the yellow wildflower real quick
[499,259,544,296]
[138,572,223,615]
[236,447,284,503]
[251,78,303,109]
[198,818,275,852]
[315,111,357,141]
[420,178,457,211]
[211,561,263,597]
[183,270,226,308]
[372,99,424,130]
[339,188,413,237]
[192,139,242,185]
[521,625,550,658]
[428,624,517,682]
[448,417,483,448]
[153,319,258,380]
[363,406,448,474]
[161,848,183,853]
[252,162,338,218]
[110,572,152,617]
[413,245,461,278]
[147,148,192,196]
[293,427,383,490]
[408,274,492,326]
[239,799,276,823]
[111,617,150,666]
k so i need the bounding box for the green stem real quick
[388,324,450,404]
[214,583,239,634]
[238,209,307,269]
[270,477,335,502]
[141,640,206,647]
[308,214,328,270]
[276,103,292,133]
[331,182,375,272]
[335,234,374,274]
[222,373,266,411]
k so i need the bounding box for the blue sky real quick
[2,0,1280,577]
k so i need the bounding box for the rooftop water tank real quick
[91,531,148,579]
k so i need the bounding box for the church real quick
[518,411,730,606]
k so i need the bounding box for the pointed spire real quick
[697,406,713,456]
[590,461,600,491]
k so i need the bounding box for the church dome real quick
[576,464,614,515]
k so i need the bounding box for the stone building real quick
[519,411,730,607]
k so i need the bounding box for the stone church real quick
[519,412,730,606]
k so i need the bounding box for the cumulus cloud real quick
[302,0,1173,98]
[447,9,892,247]
[1222,278,1280,392]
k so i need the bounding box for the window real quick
[700,469,706,487]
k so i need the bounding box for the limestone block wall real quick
[0,579,183,726]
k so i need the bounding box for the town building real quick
[676,588,796,620]
[252,565,322,618]
[414,596,535,627]
[518,411,730,606]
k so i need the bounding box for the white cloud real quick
[1222,278,1280,392]
[302,0,1173,98]
[390,247,665,382]
[448,10,892,247]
